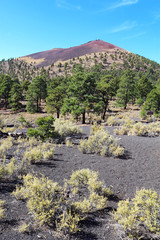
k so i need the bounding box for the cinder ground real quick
[0,125,160,240]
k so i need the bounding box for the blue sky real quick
[0,0,160,63]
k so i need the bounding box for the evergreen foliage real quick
[95,74,119,119]
[116,70,135,109]
[26,76,47,113]
[0,74,12,108]
[141,83,160,117]
[9,80,23,111]
[62,72,96,124]
[27,115,56,141]
[46,76,66,118]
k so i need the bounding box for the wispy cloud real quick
[111,21,137,33]
[56,0,81,10]
[123,31,146,40]
[109,0,139,9]
[154,12,160,20]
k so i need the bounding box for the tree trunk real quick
[36,97,39,112]
[102,106,107,120]
[82,112,85,124]
[57,109,60,118]
[102,101,108,120]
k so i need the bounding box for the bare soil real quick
[0,125,160,240]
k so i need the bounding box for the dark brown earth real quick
[0,125,160,240]
[21,40,125,67]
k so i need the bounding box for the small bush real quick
[78,128,124,157]
[54,119,82,137]
[129,122,160,137]
[41,142,55,160]
[27,115,56,141]
[0,117,3,128]
[90,122,104,135]
[18,222,32,233]
[107,116,122,126]
[25,137,39,147]
[23,142,55,164]
[114,126,129,135]
[0,137,13,158]
[114,189,160,239]
[123,117,134,128]
[0,164,8,179]
[23,147,43,164]
[18,116,31,128]
[114,122,160,137]
[13,173,63,226]
[0,199,5,219]
[65,139,74,147]
[0,157,21,179]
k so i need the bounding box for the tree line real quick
[0,65,160,123]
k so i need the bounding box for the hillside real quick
[0,40,160,82]
[19,40,125,67]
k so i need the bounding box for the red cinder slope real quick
[21,40,125,67]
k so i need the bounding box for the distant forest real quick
[0,50,160,122]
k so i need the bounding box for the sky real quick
[0,0,160,63]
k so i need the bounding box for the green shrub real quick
[78,128,124,157]
[114,189,160,239]
[27,128,40,139]
[18,116,31,128]
[140,108,147,119]
[13,169,112,234]
[27,115,56,141]
[136,98,144,107]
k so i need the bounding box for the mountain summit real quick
[20,40,125,67]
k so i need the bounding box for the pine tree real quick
[46,76,66,118]
[116,70,135,109]
[26,76,47,113]
[9,81,23,111]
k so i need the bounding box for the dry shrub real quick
[0,200,5,219]
[114,188,160,239]
[0,137,13,158]
[79,126,124,157]
[54,119,82,137]
[23,142,55,164]
[13,169,112,234]
[107,116,122,126]
[114,122,160,137]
